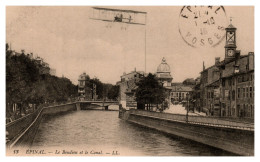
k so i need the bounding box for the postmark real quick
[179,6,228,48]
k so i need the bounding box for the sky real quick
[6,6,254,85]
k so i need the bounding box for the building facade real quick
[156,57,173,87]
[156,58,174,104]
[117,69,145,109]
[170,83,193,104]
[78,72,92,100]
[218,52,254,118]
[199,23,254,118]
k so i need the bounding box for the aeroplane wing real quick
[91,7,146,25]
[90,17,146,25]
[92,7,147,14]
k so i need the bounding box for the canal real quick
[32,109,235,156]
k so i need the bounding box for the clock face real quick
[179,6,228,48]
[227,50,234,56]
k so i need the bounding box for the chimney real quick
[215,57,220,65]
[234,50,240,73]
[235,50,241,65]
[248,52,254,56]
[248,52,254,70]
[203,61,205,71]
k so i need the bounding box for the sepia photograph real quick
[5,5,255,156]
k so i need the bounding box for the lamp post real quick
[186,93,190,122]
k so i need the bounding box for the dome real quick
[157,57,170,73]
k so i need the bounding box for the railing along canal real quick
[129,109,254,131]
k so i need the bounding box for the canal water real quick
[32,109,234,156]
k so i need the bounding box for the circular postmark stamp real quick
[179,6,228,48]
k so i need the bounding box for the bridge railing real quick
[129,109,254,130]
[130,109,186,121]
[79,100,119,103]
[187,115,254,130]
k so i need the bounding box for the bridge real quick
[76,100,119,110]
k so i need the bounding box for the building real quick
[190,77,201,112]
[118,58,195,110]
[170,82,193,104]
[117,69,145,109]
[50,68,56,76]
[200,61,221,115]
[199,22,254,118]
[156,58,174,104]
[78,72,92,100]
[34,56,50,75]
[156,57,173,87]
[155,58,194,105]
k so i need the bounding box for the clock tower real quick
[225,18,237,61]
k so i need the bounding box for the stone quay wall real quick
[120,109,254,156]
[6,103,77,149]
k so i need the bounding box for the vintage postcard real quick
[5,6,254,156]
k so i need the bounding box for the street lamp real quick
[186,93,190,122]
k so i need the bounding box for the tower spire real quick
[229,17,233,25]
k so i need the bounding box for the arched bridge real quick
[76,100,119,110]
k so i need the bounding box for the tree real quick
[6,45,78,119]
[107,85,119,100]
[135,73,167,111]
[6,43,9,51]
[89,78,104,100]
[183,78,195,85]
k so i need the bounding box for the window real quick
[79,81,84,86]
[232,90,235,101]
[228,106,231,116]
[232,108,235,116]
[238,77,241,83]
[237,88,240,98]
[243,88,245,98]
[250,87,252,98]
[222,79,225,87]
[246,87,249,98]
[211,92,214,99]
[237,105,240,117]
[251,105,254,118]
[228,79,231,86]
[246,75,249,82]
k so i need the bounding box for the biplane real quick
[90,7,147,25]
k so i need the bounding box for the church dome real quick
[157,57,170,73]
